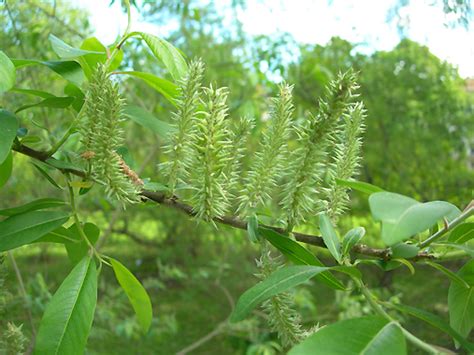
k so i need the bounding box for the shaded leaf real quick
[0,151,13,188]
[448,223,474,244]
[32,162,63,189]
[0,211,69,252]
[391,243,419,259]
[342,227,365,257]
[117,71,178,103]
[0,198,66,216]
[64,223,100,265]
[13,59,85,87]
[15,97,74,113]
[123,105,173,137]
[335,178,384,194]
[247,214,259,243]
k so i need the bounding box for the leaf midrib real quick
[53,259,90,355]
[360,322,395,354]
[1,213,67,238]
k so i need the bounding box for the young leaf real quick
[319,213,342,263]
[109,258,153,333]
[335,178,384,194]
[448,260,474,341]
[342,227,365,257]
[123,105,173,138]
[49,34,104,59]
[369,192,418,222]
[230,265,358,322]
[288,316,406,355]
[448,223,474,244]
[259,227,346,290]
[388,303,474,352]
[34,256,97,355]
[0,109,19,164]
[0,198,66,216]
[0,210,69,252]
[0,50,16,93]
[77,37,122,78]
[129,32,188,80]
[0,151,13,188]
[117,71,178,103]
[247,214,259,243]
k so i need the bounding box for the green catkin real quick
[280,70,359,230]
[190,85,231,221]
[325,102,366,223]
[81,65,141,205]
[223,116,254,205]
[256,243,304,348]
[238,84,295,216]
[161,59,205,196]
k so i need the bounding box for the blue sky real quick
[78,0,474,77]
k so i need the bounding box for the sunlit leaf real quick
[0,109,19,164]
[335,178,384,194]
[319,213,342,263]
[49,34,104,59]
[0,50,15,93]
[34,256,97,355]
[123,105,173,137]
[0,198,66,216]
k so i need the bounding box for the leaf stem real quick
[419,202,473,248]
[354,277,440,354]
[47,124,76,157]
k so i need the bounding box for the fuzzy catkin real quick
[325,102,366,223]
[238,84,295,216]
[189,85,231,221]
[280,70,359,230]
[80,65,141,205]
[256,244,304,348]
[161,59,204,196]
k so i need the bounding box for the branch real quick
[12,143,451,261]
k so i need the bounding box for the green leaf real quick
[319,213,342,263]
[77,37,122,78]
[448,260,474,341]
[259,227,347,290]
[34,256,97,355]
[64,223,100,265]
[49,34,104,59]
[129,32,188,79]
[0,51,16,93]
[247,214,259,243]
[0,109,19,164]
[0,210,69,252]
[11,87,56,98]
[15,97,74,113]
[288,316,406,355]
[0,151,13,188]
[109,258,153,333]
[390,303,474,352]
[369,192,419,223]
[0,198,66,216]
[13,59,85,87]
[142,181,169,192]
[335,178,384,194]
[425,261,469,288]
[117,71,178,103]
[32,162,63,189]
[391,243,419,259]
[230,265,358,322]
[342,227,365,257]
[448,223,474,244]
[123,105,173,137]
[369,192,461,245]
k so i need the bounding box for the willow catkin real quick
[80,65,142,205]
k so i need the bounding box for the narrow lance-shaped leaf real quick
[0,151,13,189]
[335,178,384,194]
[230,265,359,322]
[259,227,346,290]
[109,258,153,333]
[319,213,342,263]
[0,109,19,164]
[289,316,406,355]
[0,198,66,216]
[34,256,97,355]
[0,210,70,252]
[49,34,104,59]
[342,227,365,257]
[123,105,173,138]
